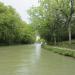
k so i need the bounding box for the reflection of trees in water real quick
[34,43,41,63]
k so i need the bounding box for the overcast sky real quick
[0,0,38,23]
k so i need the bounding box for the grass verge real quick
[43,45,75,58]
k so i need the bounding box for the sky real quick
[0,0,39,23]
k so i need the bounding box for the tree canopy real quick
[28,0,75,45]
[0,2,35,45]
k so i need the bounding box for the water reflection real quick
[14,44,42,74]
[34,43,41,62]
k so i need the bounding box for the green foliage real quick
[0,2,35,45]
[28,0,75,45]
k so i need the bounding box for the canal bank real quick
[43,45,75,58]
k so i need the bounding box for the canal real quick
[0,44,75,75]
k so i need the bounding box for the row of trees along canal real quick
[28,0,75,46]
[0,2,35,45]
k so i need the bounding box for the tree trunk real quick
[54,36,56,45]
[53,32,56,45]
[68,24,71,45]
[68,0,74,45]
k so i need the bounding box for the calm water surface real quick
[0,44,75,75]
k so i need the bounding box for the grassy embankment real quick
[43,40,75,58]
[57,40,75,49]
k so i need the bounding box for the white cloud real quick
[0,0,38,23]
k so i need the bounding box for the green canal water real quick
[0,44,75,75]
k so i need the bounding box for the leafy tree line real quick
[0,2,35,45]
[28,0,75,45]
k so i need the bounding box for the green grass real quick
[43,45,75,58]
[57,40,75,49]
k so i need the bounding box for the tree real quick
[0,2,35,45]
[28,0,75,45]
[57,0,74,45]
